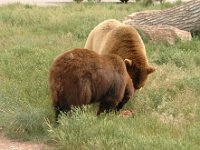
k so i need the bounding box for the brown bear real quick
[84,19,155,90]
[49,48,134,121]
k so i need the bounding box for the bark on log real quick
[124,0,200,33]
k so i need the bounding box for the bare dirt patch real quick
[0,132,52,150]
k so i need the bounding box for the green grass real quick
[0,2,200,149]
[47,108,200,150]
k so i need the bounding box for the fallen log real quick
[124,0,200,33]
[123,0,200,44]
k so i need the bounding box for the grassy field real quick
[0,2,200,150]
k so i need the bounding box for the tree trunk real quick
[124,0,200,33]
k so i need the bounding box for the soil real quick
[0,132,52,150]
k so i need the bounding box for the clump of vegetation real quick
[73,0,83,3]
[135,0,154,6]
[0,3,199,149]
[120,0,129,4]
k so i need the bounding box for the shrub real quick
[73,0,83,3]
[120,0,129,4]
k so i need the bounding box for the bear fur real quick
[84,19,155,89]
[49,48,134,121]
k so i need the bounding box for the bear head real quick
[124,59,155,89]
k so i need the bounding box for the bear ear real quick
[147,66,155,74]
[124,59,132,67]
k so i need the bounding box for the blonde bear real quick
[84,19,155,89]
